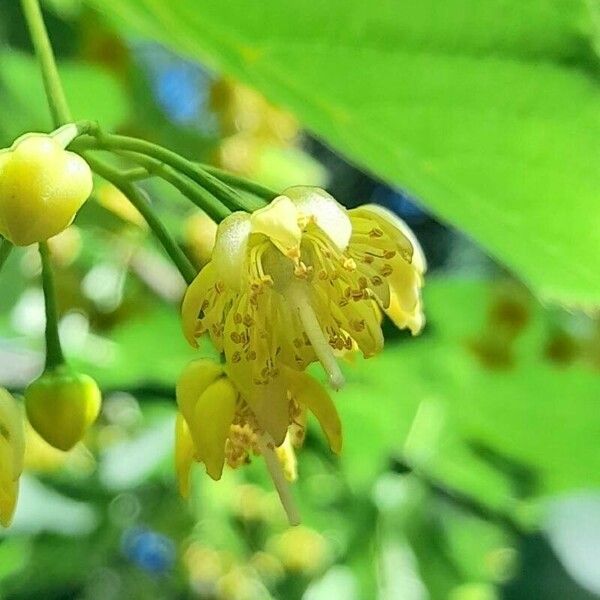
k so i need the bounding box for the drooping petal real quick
[286,369,342,454]
[0,480,18,528]
[0,389,24,478]
[211,211,252,290]
[386,258,425,334]
[181,262,219,347]
[284,186,352,251]
[350,204,426,273]
[244,378,291,447]
[250,195,302,257]
[176,359,223,424]
[192,378,238,480]
[0,435,19,527]
[174,413,195,499]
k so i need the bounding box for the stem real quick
[258,435,300,526]
[20,0,71,126]
[86,154,197,285]
[21,0,68,370]
[39,242,65,369]
[115,151,231,223]
[0,238,13,272]
[81,131,265,213]
[200,165,275,202]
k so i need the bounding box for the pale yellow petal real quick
[211,211,252,290]
[192,378,238,481]
[0,389,24,478]
[176,359,223,424]
[286,370,342,454]
[386,260,425,334]
[174,413,195,499]
[351,204,426,273]
[250,195,301,256]
[244,379,290,447]
[0,479,18,528]
[0,437,18,527]
[284,186,352,251]
[181,262,218,347]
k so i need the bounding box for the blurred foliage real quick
[0,1,599,599]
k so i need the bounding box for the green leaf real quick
[335,277,600,522]
[84,0,600,306]
[0,49,128,144]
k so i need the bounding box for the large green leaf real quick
[85,0,600,305]
[334,277,600,522]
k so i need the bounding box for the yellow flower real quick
[0,389,25,527]
[182,187,425,392]
[0,125,93,246]
[174,359,340,523]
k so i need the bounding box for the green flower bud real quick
[25,366,101,451]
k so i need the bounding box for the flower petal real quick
[192,378,238,481]
[176,359,223,425]
[284,186,352,251]
[250,195,301,257]
[386,260,425,334]
[351,204,426,273]
[286,369,342,454]
[181,262,218,347]
[211,211,252,290]
[0,389,24,478]
[174,413,195,498]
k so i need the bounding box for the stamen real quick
[287,283,345,390]
[258,435,300,526]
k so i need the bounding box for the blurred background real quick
[0,1,599,598]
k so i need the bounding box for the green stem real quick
[20,0,71,125]
[114,151,231,222]
[21,0,69,371]
[39,242,65,369]
[200,164,275,202]
[86,154,197,284]
[81,131,265,213]
[0,238,13,272]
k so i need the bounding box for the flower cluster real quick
[179,186,425,519]
[175,359,340,524]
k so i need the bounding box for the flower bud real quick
[0,388,25,527]
[0,132,93,246]
[25,366,101,451]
